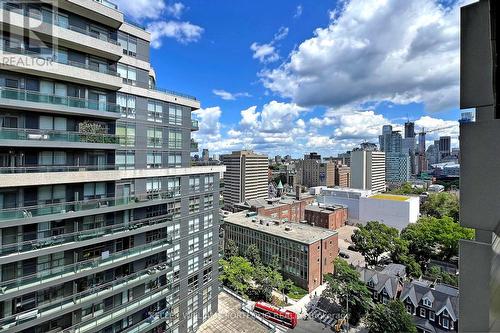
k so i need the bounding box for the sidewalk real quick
[283,283,327,318]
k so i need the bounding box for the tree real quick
[421,192,459,222]
[224,239,239,259]
[323,258,372,325]
[390,182,424,195]
[219,256,254,296]
[401,216,474,263]
[389,237,422,278]
[366,300,417,333]
[252,264,285,302]
[351,221,399,266]
[245,244,261,266]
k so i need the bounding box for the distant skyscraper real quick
[351,150,386,193]
[221,150,268,211]
[439,136,451,159]
[405,121,416,138]
[417,131,427,174]
[202,148,210,162]
[298,153,335,188]
[379,125,409,184]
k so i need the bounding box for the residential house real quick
[357,264,406,304]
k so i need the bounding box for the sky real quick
[114,0,472,158]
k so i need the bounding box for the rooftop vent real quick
[285,226,292,232]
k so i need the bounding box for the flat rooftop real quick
[305,205,346,213]
[369,194,410,201]
[224,211,337,244]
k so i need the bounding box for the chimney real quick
[295,185,300,200]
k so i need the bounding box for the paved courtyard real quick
[336,225,365,267]
[197,291,270,333]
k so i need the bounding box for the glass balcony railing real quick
[1,46,119,76]
[0,260,173,330]
[151,86,198,101]
[94,0,119,10]
[71,283,173,333]
[0,128,120,145]
[190,140,199,152]
[122,309,172,333]
[0,238,172,296]
[0,214,173,257]
[0,87,120,114]
[0,189,181,222]
[191,119,199,131]
[0,164,118,174]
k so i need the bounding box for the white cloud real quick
[240,106,259,128]
[212,89,251,101]
[193,106,222,139]
[165,2,185,18]
[294,5,303,19]
[250,27,289,64]
[114,0,166,20]
[414,115,459,146]
[147,21,204,47]
[262,0,472,112]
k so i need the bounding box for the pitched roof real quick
[400,281,459,320]
[357,267,400,299]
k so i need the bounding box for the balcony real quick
[0,164,118,174]
[0,47,123,90]
[0,214,173,259]
[0,128,120,150]
[0,190,181,223]
[0,238,173,297]
[0,260,173,331]
[191,119,199,131]
[0,87,121,119]
[191,140,199,152]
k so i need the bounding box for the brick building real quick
[304,205,348,230]
[223,211,339,291]
[234,192,315,223]
[334,163,351,187]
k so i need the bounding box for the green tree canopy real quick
[401,216,474,262]
[323,258,372,325]
[366,300,417,333]
[389,237,422,278]
[245,244,261,266]
[421,192,459,222]
[351,221,399,265]
[219,256,254,296]
[224,239,239,259]
[390,182,425,195]
[252,264,285,301]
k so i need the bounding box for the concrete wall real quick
[358,197,419,231]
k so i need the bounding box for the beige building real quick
[350,150,385,193]
[334,163,351,187]
[298,153,335,188]
[221,150,268,211]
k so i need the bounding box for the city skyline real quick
[116,0,467,157]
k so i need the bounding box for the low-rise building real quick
[317,187,372,222]
[304,204,348,230]
[357,264,406,304]
[359,194,420,230]
[400,280,459,333]
[223,211,339,291]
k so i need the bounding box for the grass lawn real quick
[286,285,308,300]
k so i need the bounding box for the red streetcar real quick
[253,301,298,329]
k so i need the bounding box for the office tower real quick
[439,136,451,159]
[221,150,268,211]
[0,2,224,332]
[201,148,209,162]
[298,153,335,188]
[350,150,386,193]
[417,131,427,174]
[334,163,351,188]
[404,121,415,138]
[460,1,500,331]
[379,125,410,185]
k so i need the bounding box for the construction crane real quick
[417,124,457,136]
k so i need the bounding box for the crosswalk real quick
[308,308,337,327]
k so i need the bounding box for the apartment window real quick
[187,311,198,332]
[117,93,136,119]
[116,151,135,169]
[188,257,199,274]
[147,152,162,169]
[203,249,213,265]
[83,183,106,200]
[168,104,183,125]
[167,153,182,168]
[168,244,181,261]
[189,197,200,213]
[189,176,200,192]
[147,127,163,148]
[148,100,163,123]
[188,275,199,293]
[419,308,426,318]
[204,175,214,190]
[203,287,212,304]
[203,267,212,285]
[167,177,181,197]
[146,178,162,193]
[423,298,432,307]
[188,218,200,234]
[188,236,199,254]
[118,32,137,57]
[204,214,213,229]
[429,311,435,321]
[203,194,213,210]
[442,318,449,329]
[116,123,135,146]
[203,232,213,247]
[168,200,182,218]
[168,130,182,149]
[117,64,137,85]
[167,223,180,240]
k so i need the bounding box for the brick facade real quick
[304,205,348,230]
[307,234,338,291]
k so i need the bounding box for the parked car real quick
[347,245,356,251]
[339,252,350,259]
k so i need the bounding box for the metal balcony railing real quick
[0,86,120,114]
[191,119,199,130]
[0,127,120,144]
[0,164,118,174]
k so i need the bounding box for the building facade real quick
[220,150,268,212]
[223,211,338,291]
[350,150,385,193]
[379,125,410,185]
[334,163,350,188]
[298,153,335,188]
[304,205,348,230]
[0,2,224,332]
[459,1,500,331]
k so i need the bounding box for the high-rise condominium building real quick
[221,150,268,211]
[404,121,415,138]
[298,153,335,188]
[439,136,451,159]
[0,2,224,332]
[460,0,500,331]
[350,150,386,193]
[379,125,410,185]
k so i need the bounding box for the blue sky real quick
[114,0,470,157]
